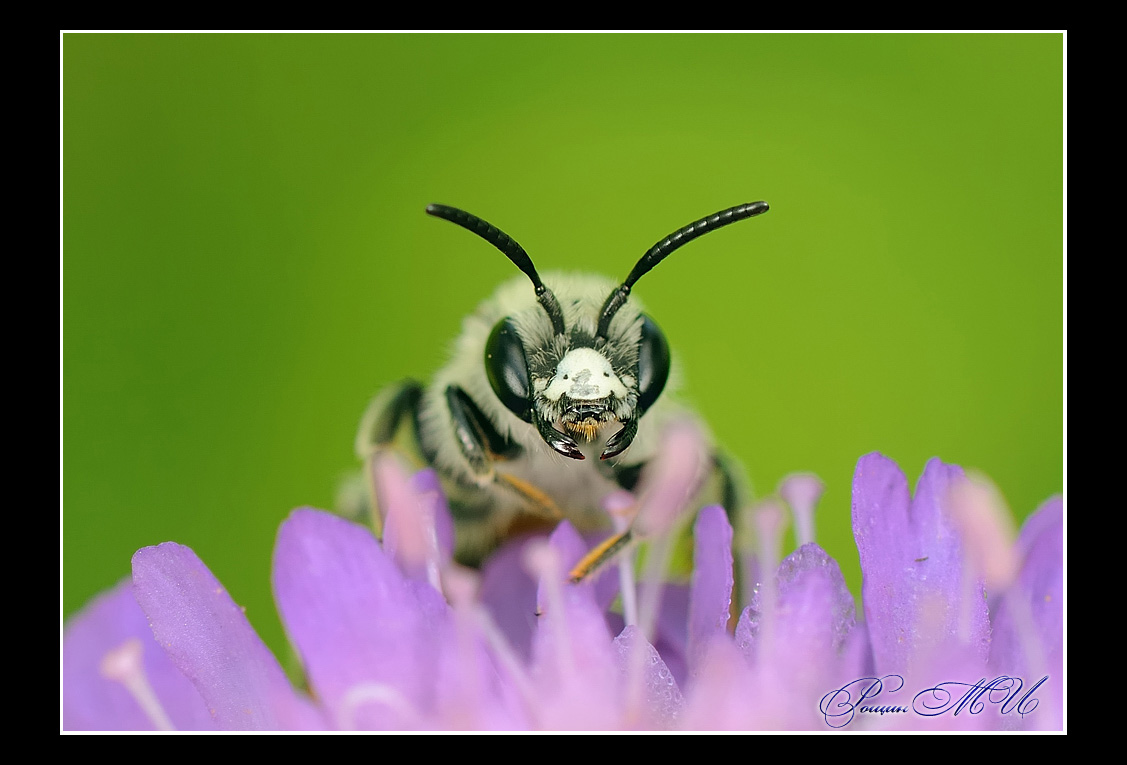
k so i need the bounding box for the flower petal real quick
[735,544,867,728]
[131,543,323,730]
[604,583,690,689]
[271,507,451,729]
[676,637,758,730]
[376,459,451,586]
[737,544,858,661]
[652,584,691,688]
[527,524,620,729]
[409,468,455,564]
[852,454,989,673]
[63,579,216,730]
[687,505,734,672]
[479,534,541,663]
[988,496,1063,730]
[614,625,684,729]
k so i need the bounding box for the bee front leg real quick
[569,449,749,583]
[712,451,749,524]
[355,379,425,459]
[444,385,560,520]
[337,379,425,524]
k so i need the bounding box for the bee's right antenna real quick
[595,201,770,340]
[427,204,567,336]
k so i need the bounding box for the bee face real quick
[433,202,767,461]
[482,279,672,460]
[546,347,628,403]
[542,345,632,441]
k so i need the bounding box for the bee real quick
[351,202,770,579]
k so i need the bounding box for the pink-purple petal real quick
[988,496,1063,730]
[677,637,759,730]
[734,543,866,728]
[534,523,615,665]
[687,505,734,673]
[63,578,217,731]
[527,524,620,728]
[478,526,620,667]
[781,544,858,653]
[534,520,591,616]
[478,533,541,663]
[1012,496,1063,658]
[409,468,455,564]
[652,583,691,688]
[852,453,989,674]
[377,461,453,585]
[270,507,451,729]
[131,543,323,730]
[613,625,684,729]
[605,583,690,689]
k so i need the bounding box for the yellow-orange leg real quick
[569,528,636,583]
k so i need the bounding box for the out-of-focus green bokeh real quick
[63,33,1064,659]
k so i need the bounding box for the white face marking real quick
[543,347,629,402]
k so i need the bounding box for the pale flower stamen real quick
[780,472,825,547]
[948,473,1019,645]
[751,500,787,658]
[948,473,1019,591]
[338,682,422,730]
[602,490,640,627]
[98,637,176,731]
[637,530,679,647]
[525,540,575,677]
[468,604,542,722]
[373,454,444,594]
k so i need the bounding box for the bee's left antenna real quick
[596,201,770,340]
[427,204,567,336]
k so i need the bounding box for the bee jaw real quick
[559,399,622,444]
[562,417,614,443]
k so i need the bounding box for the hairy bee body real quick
[361,273,699,561]
[349,203,768,570]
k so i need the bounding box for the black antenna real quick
[427,204,567,336]
[595,201,770,340]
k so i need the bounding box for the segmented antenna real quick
[595,201,770,340]
[426,204,567,336]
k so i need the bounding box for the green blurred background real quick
[63,33,1064,659]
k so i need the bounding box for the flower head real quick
[63,434,1063,731]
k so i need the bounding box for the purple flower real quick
[846,455,1062,730]
[63,431,1063,731]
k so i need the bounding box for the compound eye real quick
[637,314,670,415]
[485,318,533,422]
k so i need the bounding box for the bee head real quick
[426,201,769,461]
[490,307,669,461]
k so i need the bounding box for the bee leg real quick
[340,380,425,526]
[445,385,518,469]
[569,451,749,584]
[713,451,749,522]
[610,462,644,493]
[355,379,424,459]
[569,528,636,583]
[444,386,560,519]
